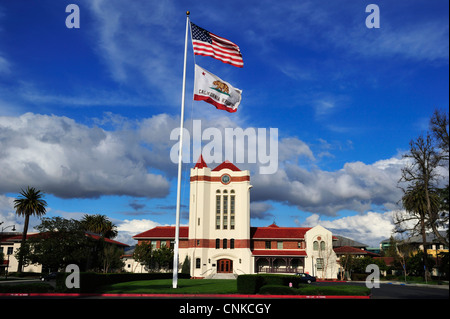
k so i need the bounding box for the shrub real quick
[237,274,265,294]
[0,283,54,293]
[259,285,298,295]
[261,274,302,288]
[237,274,302,294]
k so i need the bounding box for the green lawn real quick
[98,279,370,296]
[98,279,239,294]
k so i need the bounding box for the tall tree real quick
[429,109,449,244]
[400,182,440,280]
[430,109,449,164]
[14,187,47,273]
[80,214,118,239]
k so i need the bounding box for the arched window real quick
[313,241,319,251]
[230,192,235,229]
[223,238,228,249]
[320,241,326,250]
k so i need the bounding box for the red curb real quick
[0,292,371,299]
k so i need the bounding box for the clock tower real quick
[188,155,253,278]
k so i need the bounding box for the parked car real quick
[40,272,58,281]
[295,273,316,284]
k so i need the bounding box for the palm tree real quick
[14,187,47,273]
[80,214,118,239]
[402,182,440,281]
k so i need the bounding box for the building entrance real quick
[217,259,233,273]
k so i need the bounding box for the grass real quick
[297,284,371,296]
[98,279,239,294]
[98,279,371,296]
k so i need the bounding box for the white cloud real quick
[0,113,170,199]
[116,218,168,246]
[300,211,396,247]
[251,156,407,216]
[0,194,19,229]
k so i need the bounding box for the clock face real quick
[221,174,231,184]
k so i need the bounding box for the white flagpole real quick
[172,11,190,289]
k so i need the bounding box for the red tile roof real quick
[133,226,189,239]
[85,233,129,247]
[250,226,310,239]
[133,226,311,241]
[212,160,241,172]
[374,257,395,266]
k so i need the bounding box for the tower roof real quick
[194,155,208,169]
[212,160,241,172]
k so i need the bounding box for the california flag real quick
[193,64,242,113]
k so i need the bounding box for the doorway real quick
[217,259,233,273]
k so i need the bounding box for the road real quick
[314,281,449,299]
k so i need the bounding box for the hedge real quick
[0,283,54,293]
[56,272,191,293]
[259,285,299,295]
[237,274,302,294]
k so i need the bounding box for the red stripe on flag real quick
[194,94,238,113]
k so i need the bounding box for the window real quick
[223,239,227,249]
[216,194,221,229]
[223,194,228,229]
[277,241,283,249]
[196,258,201,269]
[230,194,235,229]
[151,240,157,250]
[216,239,220,249]
[313,241,319,251]
[265,241,271,249]
[320,241,325,250]
[316,258,323,270]
[230,239,235,249]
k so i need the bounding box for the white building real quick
[130,157,338,279]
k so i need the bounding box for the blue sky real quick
[0,0,448,247]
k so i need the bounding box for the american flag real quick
[190,22,243,68]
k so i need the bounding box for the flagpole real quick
[172,11,190,289]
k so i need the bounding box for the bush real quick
[0,283,54,293]
[237,274,265,294]
[237,274,302,294]
[259,285,298,295]
[261,274,302,288]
